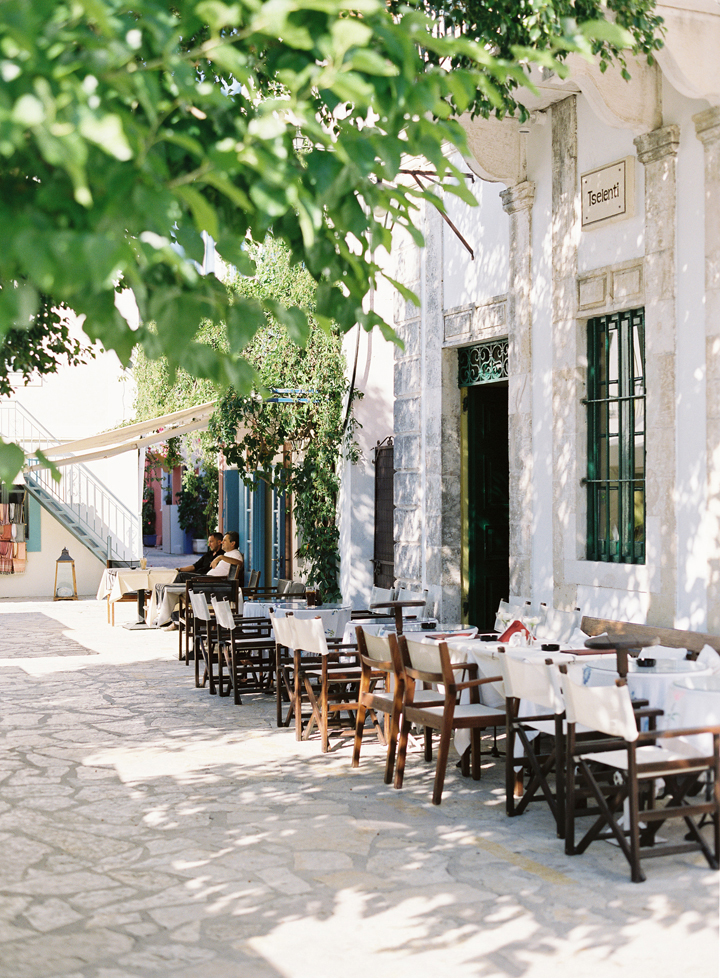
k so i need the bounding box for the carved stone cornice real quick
[634,125,680,165]
[500,181,536,215]
[694,106,720,147]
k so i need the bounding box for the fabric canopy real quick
[28,401,228,469]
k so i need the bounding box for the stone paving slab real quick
[0,599,718,978]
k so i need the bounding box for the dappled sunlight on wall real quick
[443,154,509,311]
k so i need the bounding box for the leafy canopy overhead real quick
[0,0,646,482]
[412,0,664,117]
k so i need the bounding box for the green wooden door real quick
[464,383,509,630]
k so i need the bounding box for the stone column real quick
[551,96,580,611]
[392,223,423,588]
[500,180,535,599]
[421,202,445,594]
[693,107,720,630]
[634,125,680,626]
[392,200,444,593]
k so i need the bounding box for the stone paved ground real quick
[0,599,718,978]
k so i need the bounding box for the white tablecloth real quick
[243,600,309,619]
[576,658,711,711]
[660,675,720,754]
[448,640,609,756]
[97,568,178,604]
[250,603,352,638]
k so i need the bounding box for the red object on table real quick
[498,619,531,644]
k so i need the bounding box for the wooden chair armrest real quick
[637,724,720,742]
[455,673,502,692]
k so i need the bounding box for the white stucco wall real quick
[663,76,713,629]
[9,313,138,515]
[338,275,395,608]
[576,97,645,274]
[3,313,139,597]
[443,154,509,309]
[1,504,105,599]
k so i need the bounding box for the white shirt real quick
[207,549,242,577]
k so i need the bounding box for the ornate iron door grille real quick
[458,340,508,387]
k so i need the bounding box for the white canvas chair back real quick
[211,596,235,631]
[494,598,524,631]
[424,584,442,621]
[189,590,211,621]
[404,637,443,677]
[369,585,395,607]
[396,587,428,618]
[535,608,583,644]
[270,613,295,649]
[362,630,394,665]
[292,616,329,656]
[499,654,563,713]
[276,579,291,594]
[560,668,638,741]
[285,580,306,595]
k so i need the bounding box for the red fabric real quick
[498,619,531,644]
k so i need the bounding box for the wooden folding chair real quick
[105,559,143,626]
[271,613,298,728]
[499,651,567,836]
[351,628,401,782]
[560,665,720,883]
[291,616,362,753]
[395,636,505,805]
[212,596,275,704]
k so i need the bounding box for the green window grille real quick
[586,307,646,563]
[458,340,508,387]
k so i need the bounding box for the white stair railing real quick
[0,401,139,561]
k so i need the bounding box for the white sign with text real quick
[581,157,635,229]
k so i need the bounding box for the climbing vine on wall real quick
[210,239,360,601]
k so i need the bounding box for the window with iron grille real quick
[586,308,645,563]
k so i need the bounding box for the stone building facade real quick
[368,3,720,631]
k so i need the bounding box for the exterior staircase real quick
[0,401,139,562]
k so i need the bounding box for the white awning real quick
[28,401,228,469]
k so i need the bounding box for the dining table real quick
[369,599,427,635]
[575,657,712,712]
[245,601,353,639]
[446,637,615,756]
[96,567,179,629]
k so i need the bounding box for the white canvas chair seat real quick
[409,703,504,725]
[579,743,710,775]
[560,665,720,883]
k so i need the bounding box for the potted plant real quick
[142,486,157,546]
[176,465,218,550]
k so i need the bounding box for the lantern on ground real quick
[54,548,77,600]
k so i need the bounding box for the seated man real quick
[206,531,244,583]
[174,532,224,583]
[152,532,240,627]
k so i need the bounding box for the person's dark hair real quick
[210,532,223,542]
[226,531,240,547]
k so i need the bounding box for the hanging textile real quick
[0,486,27,574]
